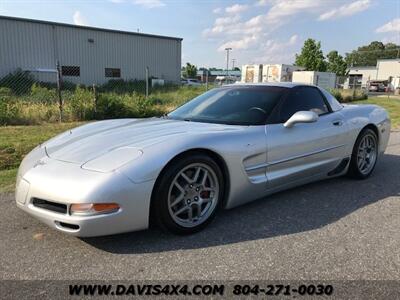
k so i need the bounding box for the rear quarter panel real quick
[340,104,391,155]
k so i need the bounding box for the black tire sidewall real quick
[348,128,378,179]
[152,153,224,234]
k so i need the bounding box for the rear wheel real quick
[348,128,378,179]
[152,153,224,234]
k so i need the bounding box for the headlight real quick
[81,147,143,172]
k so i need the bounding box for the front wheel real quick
[152,154,224,234]
[348,128,378,179]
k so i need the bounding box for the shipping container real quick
[241,64,263,83]
[262,64,304,82]
[292,71,336,89]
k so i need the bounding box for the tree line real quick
[295,39,399,76]
[181,39,399,78]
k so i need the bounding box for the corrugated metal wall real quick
[0,17,182,85]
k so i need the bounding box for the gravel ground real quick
[1,132,399,281]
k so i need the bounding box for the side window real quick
[278,87,329,122]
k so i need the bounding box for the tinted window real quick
[168,86,287,125]
[278,87,329,122]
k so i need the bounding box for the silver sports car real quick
[16,83,391,236]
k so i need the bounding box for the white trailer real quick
[292,71,336,89]
[241,64,263,83]
[262,64,304,82]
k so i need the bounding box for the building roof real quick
[348,66,376,70]
[349,58,400,71]
[377,58,400,62]
[0,15,183,41]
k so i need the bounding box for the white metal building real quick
[0,16,182,85]
[346,59,400,89]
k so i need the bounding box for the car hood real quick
[44,118,238,165]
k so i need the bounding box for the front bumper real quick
[16,155,155,237]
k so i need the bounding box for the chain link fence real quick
[0,65,211,125]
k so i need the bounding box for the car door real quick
[265,86,348,190]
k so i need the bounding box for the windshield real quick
[168,86,287,125]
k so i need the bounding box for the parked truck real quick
[292,71,336,89]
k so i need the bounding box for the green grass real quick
[0,122,85,193]
[354,96,400,129]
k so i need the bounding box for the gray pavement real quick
[1,132,399,280]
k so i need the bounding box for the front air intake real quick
[32,198,67,214]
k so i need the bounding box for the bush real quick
[0,97,20,125]
[328,89,343,102]
[329,88,368,103]
[96,93,130,119]
[69,86,94,120]
[0,69,35,95]
[30,83,57,103]
[0,87,12,97]
[100,79,147,94]
[0,84,206,125]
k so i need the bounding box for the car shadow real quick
[82,153,400,254]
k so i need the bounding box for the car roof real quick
[223,82,344,112]
[224,82,306,88]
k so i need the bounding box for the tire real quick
[151,153,224,234]
[347,128,378,179]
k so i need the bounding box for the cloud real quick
[253,34,301,63]
[73,11,87,26]
[375,18,400,33]
[213,7,222,14]
[203,0,371,65]
[225,4,248,14]
[204,1,324,43]
[218,35,259,52]
[318,0,371,21]
[255,0,271,6]
[266,0,326,24]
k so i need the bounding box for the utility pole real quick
[56,61,63,123]
[232,58,236,70]
[225,47,232,84]
[145,66,149,98]
[205,68,209,91]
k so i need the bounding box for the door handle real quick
[332,120,343,126]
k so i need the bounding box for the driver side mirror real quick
[283,111,318,128]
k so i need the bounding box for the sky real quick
[0,0,399,69]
